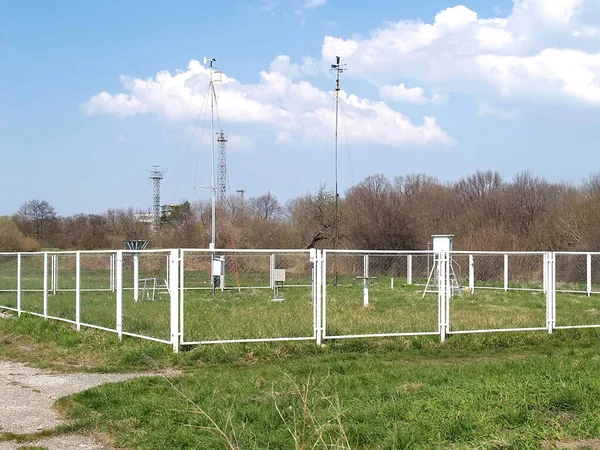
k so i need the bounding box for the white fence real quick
[1,249,600,352]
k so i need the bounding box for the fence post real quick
[179,250,185,345]
[543,253,548,294]
[321,250,327,342]
[503,254,509,292]
[169,249,179,353]
[75,251,81,331]
[407,255,412,285]
[552,252,556,331]
[116,251,123,340]
[438,250,447,342]
[51,254,56,295]
[468,254,474,293]
[110,254,115,292]
[43,252,48,320]
[546,252,556,334]
[270,254,275,289]
[316,250,323,346]
[587,253,592,297]
[363,254,369,307]
[309,249,318,345]
[133,253,139,302]
[17,253,21,317]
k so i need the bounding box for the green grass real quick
[3,309,600,448]
[2,272,600,344]
[58,341,600,449]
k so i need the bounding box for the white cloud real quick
[379,83,448,104]
[476,103,522,120]
[320,0,600,108]
[301,0,326,10]
[83,59,453,148]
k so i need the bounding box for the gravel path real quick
[0,360,153,450]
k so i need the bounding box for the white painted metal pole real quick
[133,254,139,302]
[179,250,185,343]
[17,253,21,317]
[445,252,451,335]
[169,249,179,353]
[504,254,509,292]
[543,253,548,294]
[51,254,56,295]
[322,250,327,340]
[116,251,123,340]
[469,254,474,294]
[55,255,58,294]
[43,252,48,319]
[270,254,275,289]
[547,252,555,334]
[75,251,81,331]
[438,251,446,342]
[220,256,225,292]
[391,277,394,290]
[315,250,322,345]
[363,254,369,307]
[110,254,114,292]
[407,255,412,285]
[587,253,592,297]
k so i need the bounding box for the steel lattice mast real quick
[147,165,166,229]
[217,130,228,205]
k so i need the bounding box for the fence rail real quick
[1,249,599,351]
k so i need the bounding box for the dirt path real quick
[0,360,153,450]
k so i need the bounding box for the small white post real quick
[321,250,327,340]
[116,251,123,340]
[179,250,185,342]
[587,253,592,297]
[55,254,59,294]
[51,254,56,295]
[407,255,413,285]
[17,253,21,317]
[438,251,447,342]
[270,254,275,289]
[391,277,394,290]
[468,254,474,293]
[314,249,322,345]
[133,253,139,302]
[110,254,114,292]
[75,252,81,330]
[43,252,48,319]
[546,252,555,334]
[169,249,179,353]
[220,256,225,292]
[543,253,548,294]
[504,254,509,292]
[363,254,369,307]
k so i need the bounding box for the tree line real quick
[3,170,600,252]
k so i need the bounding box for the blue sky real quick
[2,0,600,216]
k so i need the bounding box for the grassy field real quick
[2,260,600,448]
[1,274,600,344]
[2,314,600,449]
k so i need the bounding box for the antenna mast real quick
[331,56,346,284]
[147,164,166,229]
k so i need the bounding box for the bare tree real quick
[344,174,415,249]
[455,170,503,205]
[18,200,56,241]
[249,192,282,221]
